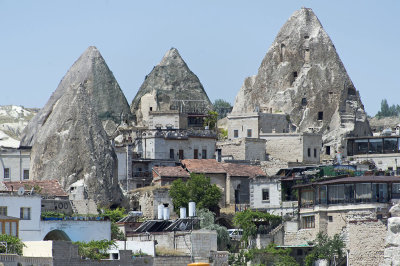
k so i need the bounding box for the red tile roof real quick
[181,159,226,174]
[152,166,190,178]
[222,163,266,178]
[3,180,68,197]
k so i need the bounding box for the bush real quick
[73,239,116,260]
[0,234,25,255]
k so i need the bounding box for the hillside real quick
[0,105,38,148]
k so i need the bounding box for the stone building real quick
[227,112,291,139]
[181,159,265,206]
[115,129,217,190]
[231,7,371,160]
[152,166,190,187]
[286,175,400,265]
[250,176,298,217]
[0,147,30,181]
[261,132,322,164]
[347,135,400,171]
[217,138,266,162]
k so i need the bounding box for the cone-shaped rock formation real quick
[20,46,132,147]
[131,48,212,126]
[30,82,123,207]
[232,8,371,156]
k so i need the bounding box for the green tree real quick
[99,207,126,240]
[304,232,345,266]
[213,99,232,119]
[233,209,281,245]
[197,209,230,250]
[169,173,222,213]
[73,240,116,260]
[0,234,25,255]
[204,110,218,130]
[376,99,400,118]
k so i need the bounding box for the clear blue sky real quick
[0,1,399,116]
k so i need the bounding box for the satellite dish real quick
[17,187,25,196]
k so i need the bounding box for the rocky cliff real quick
[232,8,371,157]
[30,83,123,207]
[23,46,126,206]
[131,48,212,126]
[20,46,132,147]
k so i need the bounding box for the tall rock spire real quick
[20,46,132,147]
[232,8,371,156]
[131,48,212,126]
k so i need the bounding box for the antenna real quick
[17,187,25,196]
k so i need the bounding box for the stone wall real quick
[128,230,217,259]
[353,153,400,171]
[345,211,386,266]
[131,187,176,219]
[260,133,321,164]
[0,148,30,181]
[227,113,259,139]
[217,138,266,161]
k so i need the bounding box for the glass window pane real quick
[369,139,383,154]
[11,222,16,237]
[355,139,368,154]
[384,138,398,153]
[5,222,10,235]
[356,183,372,202]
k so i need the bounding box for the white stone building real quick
[0,147,31,181]
[0,192,110,241]
[227,112,290,139]
[250,176,298,217]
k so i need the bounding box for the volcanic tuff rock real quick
[131,48,212,126]
[30,83,123,207]
[232,8,371,157]
[23,46,127,206]
[20,46,132,147]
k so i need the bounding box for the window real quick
[293,71,298,78]
[348,87,356,96]
[149,107,153,111]
[307,148,311,157]
[304,35,309,39]
[326,146,331,155]
[202,149,207,159]
[5,222,10,235]
[318,112,323,121]
[328,216,333,222]
[314,148,317,158]
[23,169,29,180]
[0,207,7,216]
[11,222,17,237]
[20,207,31,220]
[194,149,198,159]
[247,129,252,138]
[179,150,184,160]
[301,98,307,106]
[262,189,270,201]
[302,216,315,229]
[170,149,174,160]
[4,168,10,179]
[234,130,239,138]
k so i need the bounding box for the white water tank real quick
[180,207,187,219]
[163,207,170,220]
[188,202,196,217]
[157,204,164,220]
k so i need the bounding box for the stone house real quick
[3,180,73,215]
[0,147,31,181]
[250,176,298,217]
[216,137,266,162]
[260,132,322,164]
[347,135,400,171]
[181,159,266,206]
[152,166,190,186]
[227,112,290,139]
[115,128,217,190]
[285,175,400,265]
